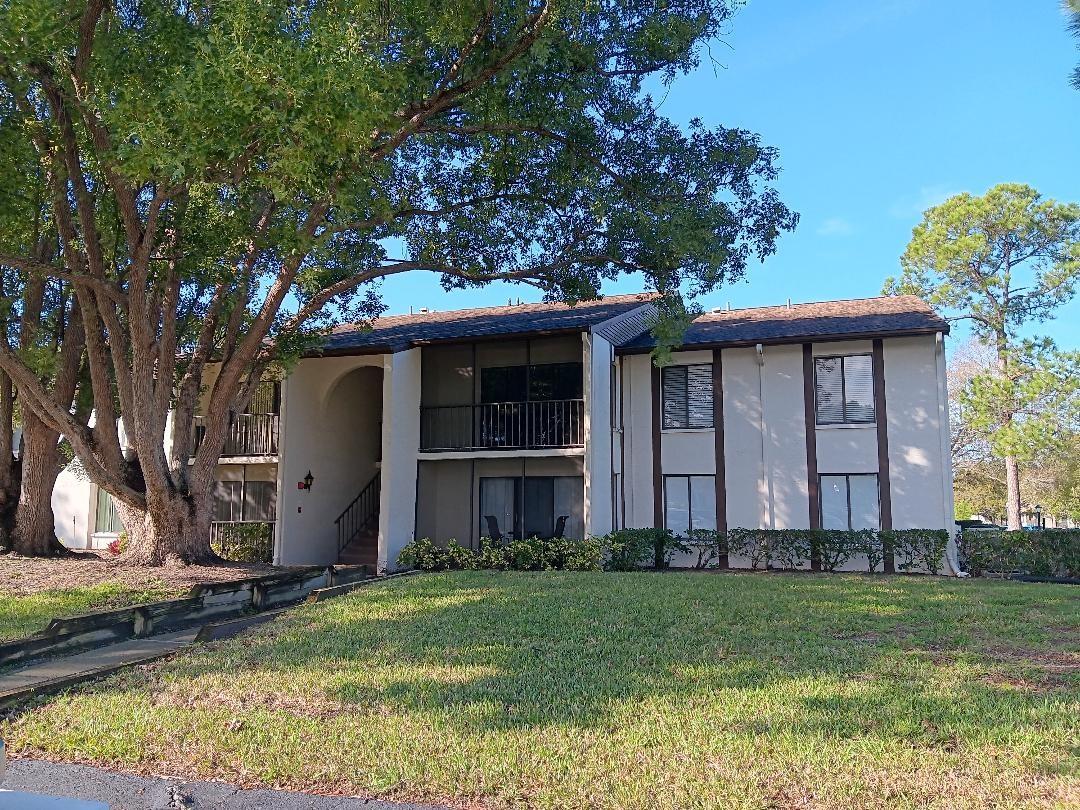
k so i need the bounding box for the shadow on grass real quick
[99,571,1079,747]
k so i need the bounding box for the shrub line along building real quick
[53,292,959,573]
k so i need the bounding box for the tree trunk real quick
[118,485,218,566]
[1005,455,1022,530]
[12,414,68,556]
[0,373,19,551]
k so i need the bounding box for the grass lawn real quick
[0,581,174,642]
[3,571,1078,809]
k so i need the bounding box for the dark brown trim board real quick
[651,364,663,528]
[802,344,822,570]
[873,339,895,572]
[712,350,728,568]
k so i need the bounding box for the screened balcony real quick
[190,381,280,457]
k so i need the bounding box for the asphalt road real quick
[1,759,446,810]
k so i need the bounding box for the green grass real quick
[4,572,1078,809]
[0,581,174,642]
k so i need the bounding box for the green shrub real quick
[959,529,1079,578]
[768,530,813,570]
[397,538,453,571]
[476,538,510,570]
[884,529,950,574]
[397,535,606,573]
[600,528,686,570]
[211,523,271,563]
[686,529,721,569]
[815,529,871,572]
[563,536,605,571]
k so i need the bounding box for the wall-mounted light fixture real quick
[298,470,314,491]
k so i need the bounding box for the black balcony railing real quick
[420,399,585,451]
[191,413,279,457]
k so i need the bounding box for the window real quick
[663,475,716,536]
[479,475,583,541]
[820,474,880,530]
[213,478,277,522]
[662,364,713,429]
[93,487,124,534]
[815,354,874,425]
[480,363,583,403]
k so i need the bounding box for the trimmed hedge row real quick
[398,528,951,574]
[959,529,1079,578]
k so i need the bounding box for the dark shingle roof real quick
[317,293,659,355]
[617,295,948,353]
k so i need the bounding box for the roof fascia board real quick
[614,326,948,356]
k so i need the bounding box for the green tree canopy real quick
[0,0,798,561]
[886,183,1080,529]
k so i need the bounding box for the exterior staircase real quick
[335,472,380,568]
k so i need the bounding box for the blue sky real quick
[378,0,1080,350]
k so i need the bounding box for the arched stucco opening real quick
[277,361,385,565]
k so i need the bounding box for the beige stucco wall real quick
[721,347,764,533]
[584,332,613,537]
[416,458,472,544]
[277,354,385,565]
[378,349,421,570]
[884,334,953,531]
[53,462,92,549]
[622,352,655,528]
[618,334,954,571]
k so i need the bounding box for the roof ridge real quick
[334,292,658,334]
[696,294,928,318]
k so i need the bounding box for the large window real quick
[213,478,277,522]
[480,362,583,403]
[663,475,716,536]
[479,475,583,541]
[814,354,875,425]
[820,474,880,530]
[93,487,124,534]
[662,364,714,429]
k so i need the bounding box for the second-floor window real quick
[814,354,874,425]
[480,362,583,403]
[662,364,713,429]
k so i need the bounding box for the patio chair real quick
[554,515,568,538]
[484,515,503,544]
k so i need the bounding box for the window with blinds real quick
[661,364,714,429]
[814,354,875,425]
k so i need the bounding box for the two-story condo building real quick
[53,292,956,572]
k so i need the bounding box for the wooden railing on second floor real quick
[191,412,279,457]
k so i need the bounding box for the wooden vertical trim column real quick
[651,364,663,528]
[712,350,728,568]
[873,339,895,573]
[802,344,822,570]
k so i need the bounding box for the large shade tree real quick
[886,184,1080,529]
[0,0,798,563]
[0,95,92,556]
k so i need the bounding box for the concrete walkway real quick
[0,629,199,708]
[1,760,446,810]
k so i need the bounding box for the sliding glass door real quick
[480,475,583,542]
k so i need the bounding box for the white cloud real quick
[889,184,964,220]
[817,217,854,237]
